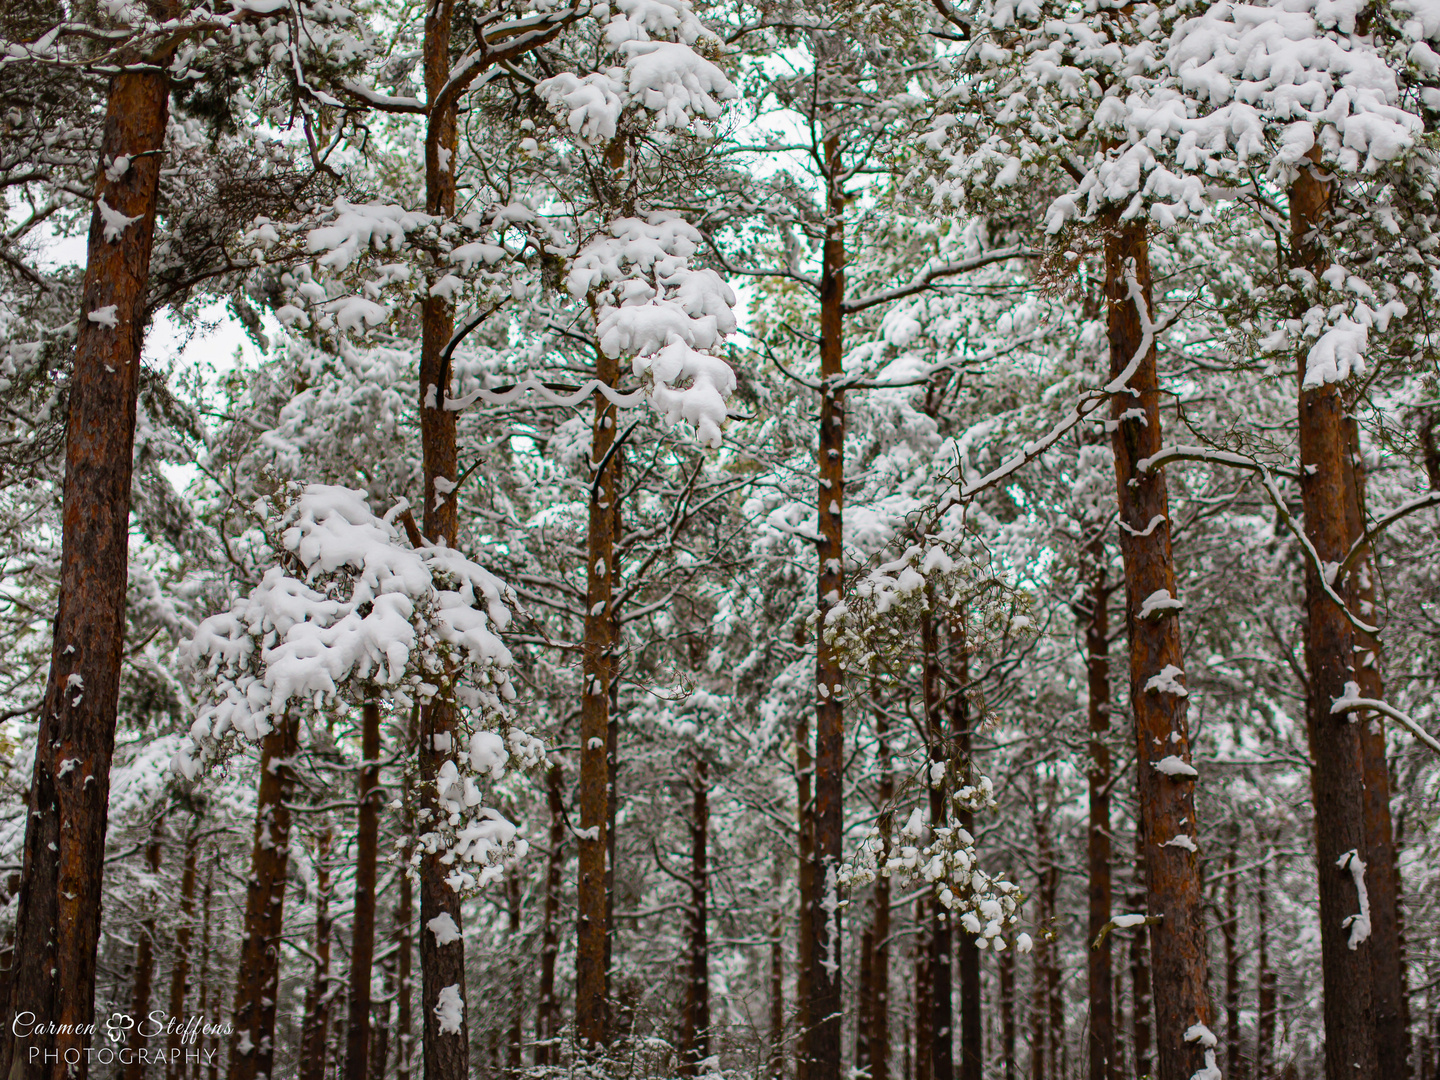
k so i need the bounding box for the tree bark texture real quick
[915,903,932,1080]
[1083,542,1115,1080]
[229,713,298,1080]
[395,864,414,1080]
[536,761,565,1067]
[998,937,1016,1080]
[123,820,163,1080]
[166,823,201,1080]
[1290,156,1378,1080]
[857,928,875,1077]
[1103,213,1212,1080]
[1223,845,1240,1080]
[299,823,334,1080]
[195,858,216,1080]
[3,52,170,1080]
[951,663,980,1080]
[345,702,382,1080]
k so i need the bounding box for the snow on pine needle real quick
[176,484,542,890]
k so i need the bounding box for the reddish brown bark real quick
[368,956,393,1080]
[1083,541,1115,1080]
[166,822,202,1080]
[2,47,170,1080]
[1290,158,1378,1080]
[1223,846,1240,1080]
[679,756,711,1074]
[124,819,164,1080]
[345,703,383,1080]
[770,857,786,1080]
[809,120,848,1080]
[1103,212,1211,1080]
[299,823,334,1080]
[536,761,565,1066]
[230,714,299,1080]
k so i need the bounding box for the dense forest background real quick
[1,0,1439,1078]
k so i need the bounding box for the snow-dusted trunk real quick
[1256,855,1274,1080]
[230,714,299,1080]
[1130,828,1153,1080]
[166,822,202,1080]
[1289,156,1378,1080]
[416,1,470,1074]
[796,711,814,1080]
[872,703,893,1080]
[1083,543,1115,1080]
[921,611,953,1080]
[809,112,847,1080]
[1030,788,1051,1080]
[536,761,564,1067]
[680,755,711,1074]
[124,819,164,1080]
[507,870,524,1073]
[299,822,335,1080]
[1349,427,1411,1080]
[1102,213,1211,1080]
[857,928,876,1073]
[345,702,383,1080]
[2,51,169,1080]
[770,863,785,1080]
[576,339,622,1047]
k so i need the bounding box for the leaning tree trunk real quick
[124,819,164,1080]
[1082,536,1115,1080]
[809,120,848,1080]
[1290,152,1378,1080]
[1,45,170,1080]
[345,702,383,1080]
[536,761,565,1067]
[230,714,299,1080]
[166,822,202,1080]
[299,822,334,1080]
[680,755,711,1075]
[1349,427,1412,1080]
[1103,211,1212,1080]
[921,612,952,1080]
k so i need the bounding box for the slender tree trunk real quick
[680,756,711,1074]
[1131,827,1153,1080]
[952,663,980,1080]
[1,46,170,1080]
[166,823,202,1080]
[872,704,893,1080]
[604,682,621,1040]
[857,927,876,1077]
[1103,211,1212,1080]
[915,903,932,1080]
[368,956,393,1080]
[230,714,298,1080]
[1031,785,1050,1080]
[771,854,786,1080]
[1348,428,1412,1080]
[809,119,848,1080]
[796,713,814,1080]
[344,703,382,1080]
[1223,845,1240,1080]
[922,613,952,1080]
[536,761,565,1067]
[1289,153,1378,1080]
[1257,855,1274,1080]
[505,870,524,1075]
[299,823,334,1080]
[1083,540,1115,1080]
[194,858,215,1080]
[998,940,1016,1080]
[1045,867,1062,1080]
[395,866,414,1080]
[123,819,164,1080]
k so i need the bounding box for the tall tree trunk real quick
[872,703,893,1080]
[951,660,980,1080]
[1030,786,1050,1080]
[604,680,621,1040]
[915,903,932,1080]
[536,761,565,1067]
[299,823,334,1080]
[576,341,622,1049]
[1348,427,1411,1080]
[2,46,170,1080]
[1103,212,1212,1080]
[796,712,814,1080]
[998,939,1016,1080]
[194,858,215,1080]
[1257,855,1275,1080]
[1045,866,1063,1080]
[507,871,524,1075]
[395,865,414,1080]
[1083,540,1115,1080]
[230,714,299,1080]
[771,863,786,1080]
[809,119,848,1080]
[857,928,875,1077]
[680,756,711,1074]
[124,819,164,1080]
[368,955,394,1080]
[1130,827,1153,1080]
[922,613,952,1080]
[1289,153,1378,1080]
[1223,845,1240,1080]
[345,703,383,1080]
[166,823,202,1080]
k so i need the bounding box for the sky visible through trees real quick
[1,0,1439,1079]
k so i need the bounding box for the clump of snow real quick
[434,984,465,1035]
[427,912,462,946]
[88,306,118,329]
[96,196,140,243]
[1164,834,1199,852]
[1145,665,1189,698]
[1153,754,1199,778]
[1185,1024,1222,1080]
[1112,913,1150,929]
[1337,849,1372,948]
[1138,589,1183,619]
